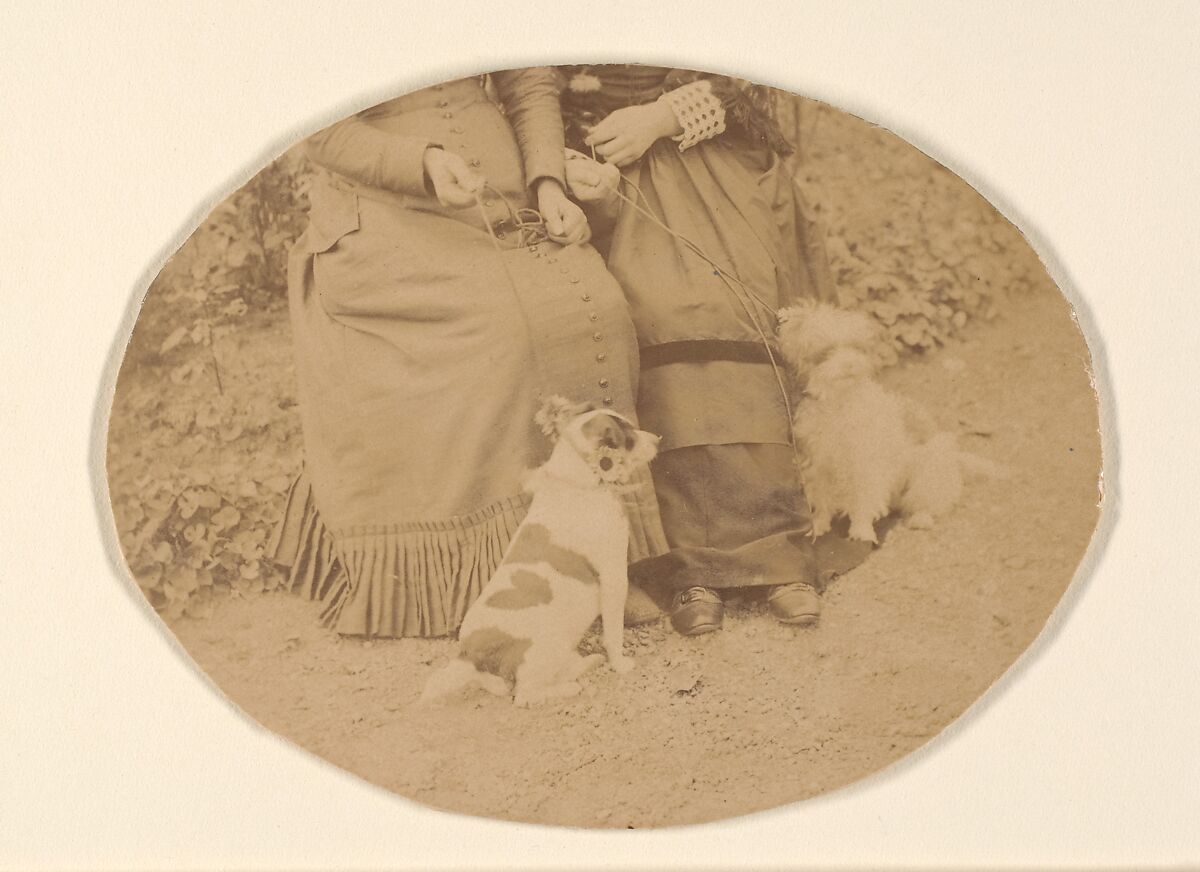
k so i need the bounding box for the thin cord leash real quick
[614,174,780,319]
[474,183,559,417]
[588,161,801,468]
[475,169,803,482]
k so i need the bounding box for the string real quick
[474,184,556,412]
[578,152,800,466]
[476,164,802,480]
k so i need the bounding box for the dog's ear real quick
[535,395,593,439]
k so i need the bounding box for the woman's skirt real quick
[270,182,666,637]
[607,136,836,592]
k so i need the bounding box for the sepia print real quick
[104,63,1102,828]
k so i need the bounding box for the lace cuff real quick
[659,80,726,151]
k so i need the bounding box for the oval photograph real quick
[105,63,1102,828]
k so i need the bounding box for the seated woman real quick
[558,64,843,635]
[270,67,666,638]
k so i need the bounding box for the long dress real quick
[559,64,836,594]
[269,68,667,638]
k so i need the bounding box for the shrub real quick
[110,152,311,618]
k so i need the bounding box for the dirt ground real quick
[107,96,1104,828]
[165,284,1101,828]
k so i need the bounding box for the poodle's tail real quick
[926,432,1008,480]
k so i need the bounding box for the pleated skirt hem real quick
[268,474,530,638]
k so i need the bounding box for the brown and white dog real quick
[421,397,660,706]
[777,300,1003,543]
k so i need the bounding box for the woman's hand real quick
[422,147,485,207]
[537,178,591,246]
[584,101,682,167]
[564,150,621,205]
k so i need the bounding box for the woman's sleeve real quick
[492,67,567,190]
[305,114,435,197]
[662,69,793,155]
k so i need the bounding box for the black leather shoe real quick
[767,582,821,626]
[670,586,724,636]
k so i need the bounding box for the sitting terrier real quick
[776,299,1002,544]
[420,396,660,706]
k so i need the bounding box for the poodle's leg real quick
[809,503,835,538]
[847,516,879,543]
[846,499,882,543]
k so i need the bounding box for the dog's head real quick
[777,300,884,380]
[804,346,877,399]
[535,395,660,485]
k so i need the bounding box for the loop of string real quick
[476,182,549,250]
[473,160,802,480]
[474,182,557,417]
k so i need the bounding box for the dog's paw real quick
[848,520,879,543]
[608,654,635,674]
[810,515,833,538]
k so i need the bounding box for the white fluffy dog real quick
[421,397,659,706]
[776,300,1000,543]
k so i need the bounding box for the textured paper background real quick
[2,1,1198,868]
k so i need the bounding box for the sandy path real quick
[169,284,1101,828]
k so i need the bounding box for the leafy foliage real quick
[783,95,1053,360]
[108,97,1056,621]
[109,152,310,617]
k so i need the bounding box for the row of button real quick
[435,98,497,209]
[527,243,614,406]
[426,83,613,406]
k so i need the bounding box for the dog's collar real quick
[543,437,642,493]
[537,466,640,494]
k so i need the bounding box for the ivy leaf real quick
[210,505,241,532]
[159,326,189,356]
[189,320,212,347]
[263,474,291,495]
[167,564,199,596]
[169,360,206,386]
[184,587,215,620]
[178,490,199,520]
[226,241,251,268]
[133,562,163,590]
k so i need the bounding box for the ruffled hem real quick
[266,474,345,613]
[269,470,667,638]
[268,473,532,638]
